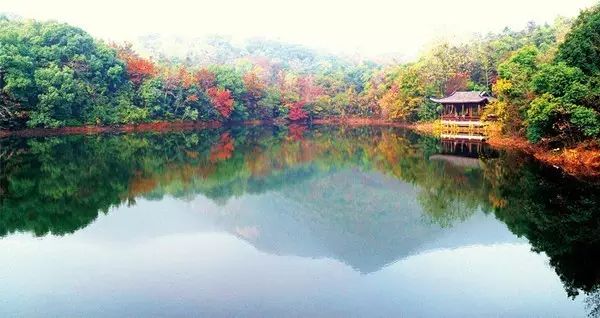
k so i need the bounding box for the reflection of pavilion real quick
[429,136,497,169]
[441,138,485,158]
[429,154,482,169]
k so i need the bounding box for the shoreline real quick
[2,118,599,178]
[486,134,600,178]
[0,121,223,138]
[0,118,412,138]
[409,122,600,179]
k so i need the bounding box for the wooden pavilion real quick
[430,91,492,125]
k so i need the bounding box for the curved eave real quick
[430,98,489,104]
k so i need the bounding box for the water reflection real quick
[1,125,599,316]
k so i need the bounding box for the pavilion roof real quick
[430,91,491,104]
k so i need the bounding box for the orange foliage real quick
[162,66,194,90]
[186,94,199,103]
[246,150,267,177]
[209,132,235,162]
[124,56,156,86]
[288,124,306,141]
[207,87,234,118]
[243,72,266,100]
[178,67,195,89]
[128,176,158,197]
[195,68,216,90]
[115,44,156,86]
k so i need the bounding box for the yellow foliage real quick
[493,79,513,95]
[379,86,421,120]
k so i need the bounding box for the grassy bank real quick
[487,134,600,178]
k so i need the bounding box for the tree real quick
[526,93,563,143]
[557,4,600,76]
[531,63,586,99]
[488,46,541,133]
[30,64,84,127]
[256,86,284,119]
[444,72,470,95]
[139,77,166,118]
[195,68,216,90]
[0,19,130,128]
[379,66,428,121]
[287,101,308,121]
[207,87,234,119]
[119,52,156,86]
[242,70,266,118]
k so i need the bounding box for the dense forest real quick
[1,4,600,146]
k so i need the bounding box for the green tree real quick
[557,4,600,76]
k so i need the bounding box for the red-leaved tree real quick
[445,72,470,95]
[288,124,306,141]
[207,87,234,118]
[124,56,156,86]
[114,44,157,86]
[209,132,235,162]
[297,76,324,103]
[196,69,216,90]
[288,101,308,121]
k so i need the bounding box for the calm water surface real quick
[0,125,599,317]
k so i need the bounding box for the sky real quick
[1,0,597,58]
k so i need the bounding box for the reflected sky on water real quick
[0,125,597,317]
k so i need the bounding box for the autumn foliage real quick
[207,87,234,118]
[288,101,308,121]
[209,132,235,162]
[243,72,266,100]
[185,94,199,103]
[297,76,324,103]
[195,69,216,90]
[445,72,470,95]
[177,67,195,89]
[115,45,157,86]
[288,124,306,141]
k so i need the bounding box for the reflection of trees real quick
[489,153,600,302]
[417,161,492,227]
[0,131,220,236]
[0,136,143,236]
[0,126,492,237]
[586,290,600,318]
[2,125,600,306]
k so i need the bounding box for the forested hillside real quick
[1,4,600,146]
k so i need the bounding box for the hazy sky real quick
[1,0,597,58]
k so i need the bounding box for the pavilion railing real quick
[441,115,482,121]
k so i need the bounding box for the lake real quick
[0,125,599,317]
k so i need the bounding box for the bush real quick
[570,105,600,137]
[526,94,561,143]
[531,63,586,98]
